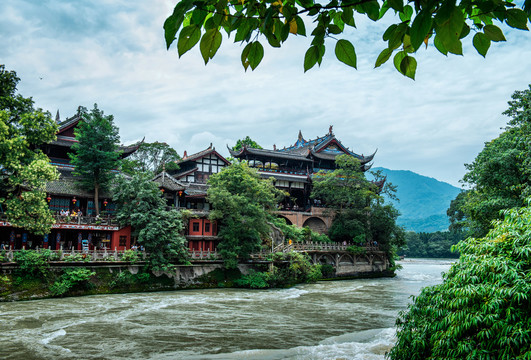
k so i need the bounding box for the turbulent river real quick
[1,259,453,360]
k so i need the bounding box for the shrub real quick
[388,203,531,359]
[49,268,95,296]
[346,245,366,255]
[235,270,270,289]
[13,250,50,279]
[120,250,139,263]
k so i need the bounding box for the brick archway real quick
[303,217,327,233]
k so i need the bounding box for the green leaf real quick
[387,0,403,12]
[473,32,491,57]
[375,48,393,68]
[164,15,183,49]
[400,55,417,79]
[399,5,413,22]
[335,39,357,68]
[393,50,406,72]
[434,7,464,55]
[342,7,356,27]
[410,10,433,51]
[177,25,202,57]
[433,34,448,55]
[506,9,529,30]
[295,16,307,36]
[383,24,397,41]
[304,46,320,72]
[361,0,380,21]
[484,25,506,42]
[248,42,264,70]
[200,29,222,64]
[328,24,342,35]
[235,19,253,42]
[241,42,252,71]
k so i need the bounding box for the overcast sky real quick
[2,0,530,187]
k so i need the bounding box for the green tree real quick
[0,65,59,235]
[232,136,263,151]
[121,141,181,176]
[449,85,531,237]
[312,154,405,253]
[164,0,530,78]
[69,105,121,215]
[389,201,531,359]
[207,162,285,268]
[113,174,188,269]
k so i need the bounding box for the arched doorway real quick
[303,217,327,234]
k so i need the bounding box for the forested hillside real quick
[371,168,461,232]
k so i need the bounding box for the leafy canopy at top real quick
[164,0,531,79]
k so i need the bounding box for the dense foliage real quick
[0,65,58,234]
[164,0,530,78]
[121,141,181,176]
[236,251,322,288]
[232,136,263,151]
[448,85,531,238]
[113,174,188,269]
[207,162,285,268]
[389,202,531,359]
[49,268,95,296]
[401,230,464,258]
[70,105,121,215]
[312,155,405,255]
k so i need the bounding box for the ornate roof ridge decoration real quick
[227,145,313,162]
[152,171,187,191]
[272,128,377,164]
[119,137,144,158]
[177,144,231,165]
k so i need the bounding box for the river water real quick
[0,259,453,360]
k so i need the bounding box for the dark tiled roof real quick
[46,177,112,198]
[177,146,231,165]
[257,171,311,183]
[229,146,313,162]
[151,172,186,191]
[172,167,198,179]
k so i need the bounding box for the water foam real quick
[41,329,66,344]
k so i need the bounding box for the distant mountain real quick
[371,167,462,233]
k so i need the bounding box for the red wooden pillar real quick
[77,232,82,251]
[43,234,49,249]
[9,230,15,249]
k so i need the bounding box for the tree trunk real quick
[95,184,100,215]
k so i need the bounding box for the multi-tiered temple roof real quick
[228,126,376,173]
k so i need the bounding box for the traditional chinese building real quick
[0,110,140,251]
[170,145,231,252]
[228,126,376,212]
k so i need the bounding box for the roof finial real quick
[329,125,333,135]
[183,150,187,158]
[298,130,303,142]
[55,110,60,123]
[209,143,212,149]
[273,144,276,150]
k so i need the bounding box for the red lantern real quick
[46,195,52,203]
[178,191,183,197]
[103,199,108,207]
[72,196,77,205]
[160,188,165,193]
